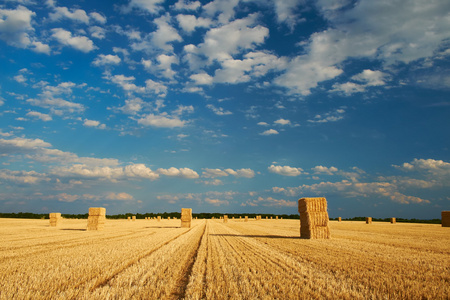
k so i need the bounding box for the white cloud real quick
[312,165,338,175]
[0,137,52,154]
[225,168,255,178]
[31,41,51,54]
[89,12,107,24]
[137,113,186,128]
[106,192,133,201]
[83,119,105,129]
[156,54,179,78]
[89,26,106,39]
[173,0,202,11]
[274,118,290,125]
[273,0,305,30]
[257,122,269,126]
[206,104,232,115]
[202,168,229,178]
[157,167,199,178]
[14,75,27,83]
[331,69,390,95]
[203,0,240,24]
[242,196,296,207]
[27,96,84,113]
[125,0,165,14]
[394,158,450,177]
[308,108,345,123]
[184,14,269,68]
[275,0,450,95]
[0,5,35,48]
[51,28,95,53]
[176,14,211,33]
[49,6,89,23]
[132,14,182,52]
[93,54,121,66]
[268,164,303,176]
[26,111,52,121]
[260,129,279,135]
[190,72,213,85]
[124,164,159,180]
[0,169,49,184]
[205,197,229,206]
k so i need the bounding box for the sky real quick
[0,0,449,218]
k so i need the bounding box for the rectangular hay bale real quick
[181,208,192,228]
[298,197,331,239]
[89,207,106,216]
[366,217,372,224]
[442,211,450,227]
[390,217,396,224]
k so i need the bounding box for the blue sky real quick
[0,0,449,218]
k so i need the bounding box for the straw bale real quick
[265,216,268,219]
[366,217,372,224]
[223,215,228,223]
[87,215,105,231]
[298,197,327,213]
[245,216,248,222]
[132,216,136,221]
[442,211,450,227]
[181,208,192,228]
[49,212,61,219]
[276,216,278,220]
[181,208,192,221]
[157,216,161,221]
[390,217,396,224]
[338,217,342,222]
[89,207,106,216]
[127,216,131,221]
[298,197,330,239]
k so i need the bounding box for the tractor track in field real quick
[87,223,203,293]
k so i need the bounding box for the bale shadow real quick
[59,228,87,231]
[210,234,299,239]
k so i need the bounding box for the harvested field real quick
[0,218,449,299]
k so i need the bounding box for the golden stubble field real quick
[0,218,449,299]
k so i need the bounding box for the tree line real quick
[0,212,441,223]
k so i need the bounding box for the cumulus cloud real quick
[242,196,296,207]
[156,167,199,178]
[206,104,232,115]
[312,165,338,175]
[124,0,165,14]
[275,0,450,95]
[268,164,303,176]
[51,28,95,53]
[49,6,89,23]
[0,169,49,184]
[331,70,390,95]
[176,14,211,33]
[184,14,269,68]
[83,119,105,129]
[190,72,213,85]
[274,118,290,125]
[173,0,202,11]
[394,158,450,177]
[26,111,52,121]
[137,113,186,128]
[93,54,121,66]
[260,129,279,135]
[106,192,134,201]
[308,108,345,123]
[0,6,34,48]
[205,197,229,206]
[202,168,255,178]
